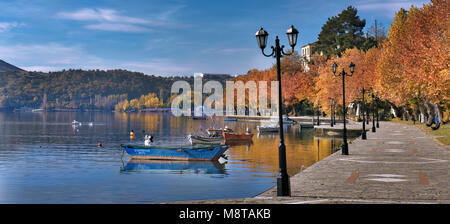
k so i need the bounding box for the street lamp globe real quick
[349,62,355,74]
[286,25,299,48]
[332,62,338,74]
[255,27,269,49]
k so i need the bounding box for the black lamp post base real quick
[376,123,379,128]
[372,127,376,132]
[341,143,349,155]
[277,176,291,196]
[362,131,367,139]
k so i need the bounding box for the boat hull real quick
[257,126,279,132]
[224,117,237,121]
[188,135,224,145]
[223,132,254,140]
[121,144,228,161]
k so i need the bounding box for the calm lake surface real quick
[0,112,341,203]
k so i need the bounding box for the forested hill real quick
[0,69,231,110]
[0,59,24,72]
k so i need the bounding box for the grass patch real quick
[391,118,450,146]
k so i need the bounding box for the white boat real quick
[206,127,233,137]
[257,119,279,132]
[187,135,224,145]
[32,108,44,112]
[282,117,297,124]
[72,120,81,125]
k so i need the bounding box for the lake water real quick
[0,112,341,203]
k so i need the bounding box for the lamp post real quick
[371,91,376,132]
[331,61,355,155]
[366,105,370,125]
[366,89,370,126]
[316,100,321,126]
[333,101,336,126]
[330,98,334,127]
[256,25,298,196]
[375,91,380,128]
[361,88,367,140]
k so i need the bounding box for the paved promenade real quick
[176,121,449,204]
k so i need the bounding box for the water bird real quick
[144,135,153,146]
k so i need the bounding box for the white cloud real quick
[0,42,199,75]
[0,22,25,32]
[84,23,153,33]
[0,43,105,72]
[202,47,253,55]
[56,6,187,33]
[357,0,428,17]
[121,59,196,75]
[57,8,149,25]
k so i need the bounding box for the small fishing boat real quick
[224,117,237,121]
[299,123,314,129]
[206,127,233,137]
[257,126,279,132]
[192,116,207,120]
[121,144,229,161]
[222,132,254,141]
[282,117,297,124]
[188,135,223,145]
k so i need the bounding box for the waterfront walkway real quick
[177,121,450,204]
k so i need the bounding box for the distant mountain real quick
[0,59,24,72]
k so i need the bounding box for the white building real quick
[300,43,314,72]
[300,42,323,72]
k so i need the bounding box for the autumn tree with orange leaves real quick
[233,1,448,123]
[377,0,449,123]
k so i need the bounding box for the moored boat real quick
[188,135,224,145]
[299,123,314,129]
[192,116,207,120]
[206,127,233,136]
[121,144,228,161]
[222,132,254,141]
[282,117,297,124]
[257,126,279,132]
[224,117,237,121]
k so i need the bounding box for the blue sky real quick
[0,0,429,76]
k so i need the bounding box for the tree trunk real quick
[418,103,425,123]
[424,99,434,126]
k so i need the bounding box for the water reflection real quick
[0,111,342,203]
[121,159,227,175]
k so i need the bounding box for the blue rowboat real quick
[120,144,229,161]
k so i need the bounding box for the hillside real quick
[0,68,232,110]
[0,59,24,72]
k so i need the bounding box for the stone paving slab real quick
[172,122,449,204]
